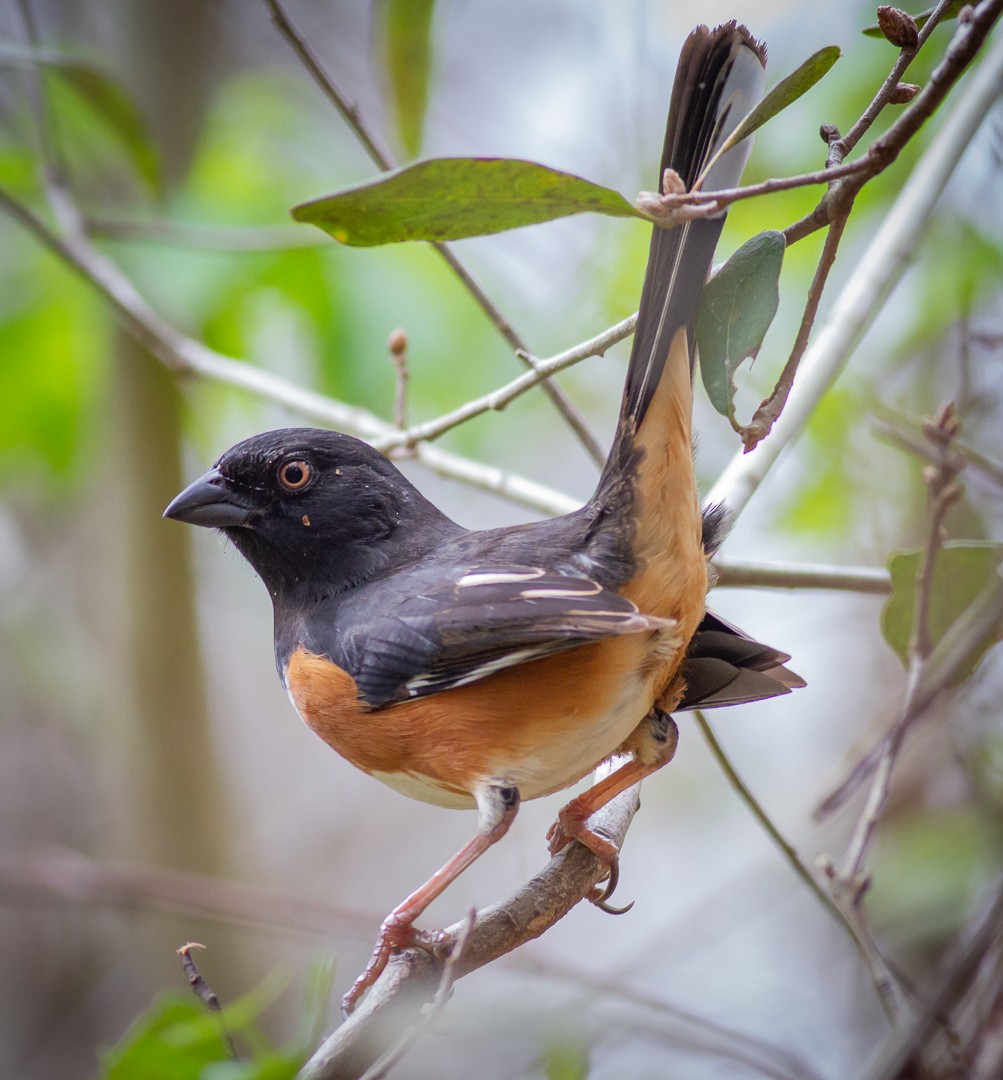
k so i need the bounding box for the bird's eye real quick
[277,460,312,492]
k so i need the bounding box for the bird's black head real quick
[164,428,456,603]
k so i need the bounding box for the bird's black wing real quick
[316,564,673,708]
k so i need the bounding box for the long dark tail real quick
[617,23,766,440]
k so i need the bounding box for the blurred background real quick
[1,0,1001,1077]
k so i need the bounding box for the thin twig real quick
[817,575,1003,821]
[836,408,965,880]
[374,313,636,452]
[863,878,1003,1080]
[261,0,605,465]
[741,213,849,451]
[518,954,827,1080]
[872,406,1003,491]
[387,329,410,431]
[825,407,968,1025]
[694,713,840,919]
[177,942,238,1060]
[836,0,954,162]
[662,157,870,214]
[694,712,907,1023]
[785,0,995,246]
[712,557,891,594]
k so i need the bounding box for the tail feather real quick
[679,611,806,710]
[621,24,766,431]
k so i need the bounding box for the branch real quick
[863,878,1003,1080]
[0,844,374,938]
[712,557,891,594]
[707,11,1003,519]
[873,407,1003,492]
[373,314,637,452]
[817,573,1003,821]
[695,712,909,1027]
[261,0,605,465]
[820,409,970,1025]
[0,185,580,517]
[297,786,640,1080]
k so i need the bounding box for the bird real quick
[165,22,802,1016]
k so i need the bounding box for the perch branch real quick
[297,787,640,1080]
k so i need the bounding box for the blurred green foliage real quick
[380,0,436,159]
[100,994,302,1080]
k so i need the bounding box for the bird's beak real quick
[163,467,255,528]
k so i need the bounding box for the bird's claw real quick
[341,916,450,1017]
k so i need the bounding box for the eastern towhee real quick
[165,22,803,1015]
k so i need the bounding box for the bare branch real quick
[817,576,1003,822]
[297,787,640,1080]
[821,409,972,1025]
[0,844,374,938]
[374,313,637,452]
[712,557,891,594]
[177,943,238,1060]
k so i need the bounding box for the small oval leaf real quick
[698,45,840,186]
[881,541,1003,683]
[292,158,641,245]
[695,230,786,422]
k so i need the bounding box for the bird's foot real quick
[546,800,633,915]
[341,914,450,1016]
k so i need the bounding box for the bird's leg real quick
[342,781,520,1016]
[547,710,678,909]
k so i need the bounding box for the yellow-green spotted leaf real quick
[292,158,641,245]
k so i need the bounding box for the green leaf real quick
[695,230,785,421]
[100,994,231,1080]
[881,541,1003,683]
[51,63,161,192]
[864,1,967,37]
[381,0,436,158]
[292,158,641,245]
[698,46,840,186]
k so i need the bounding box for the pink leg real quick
[547,711,678,906]
[343,783,519,1015]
